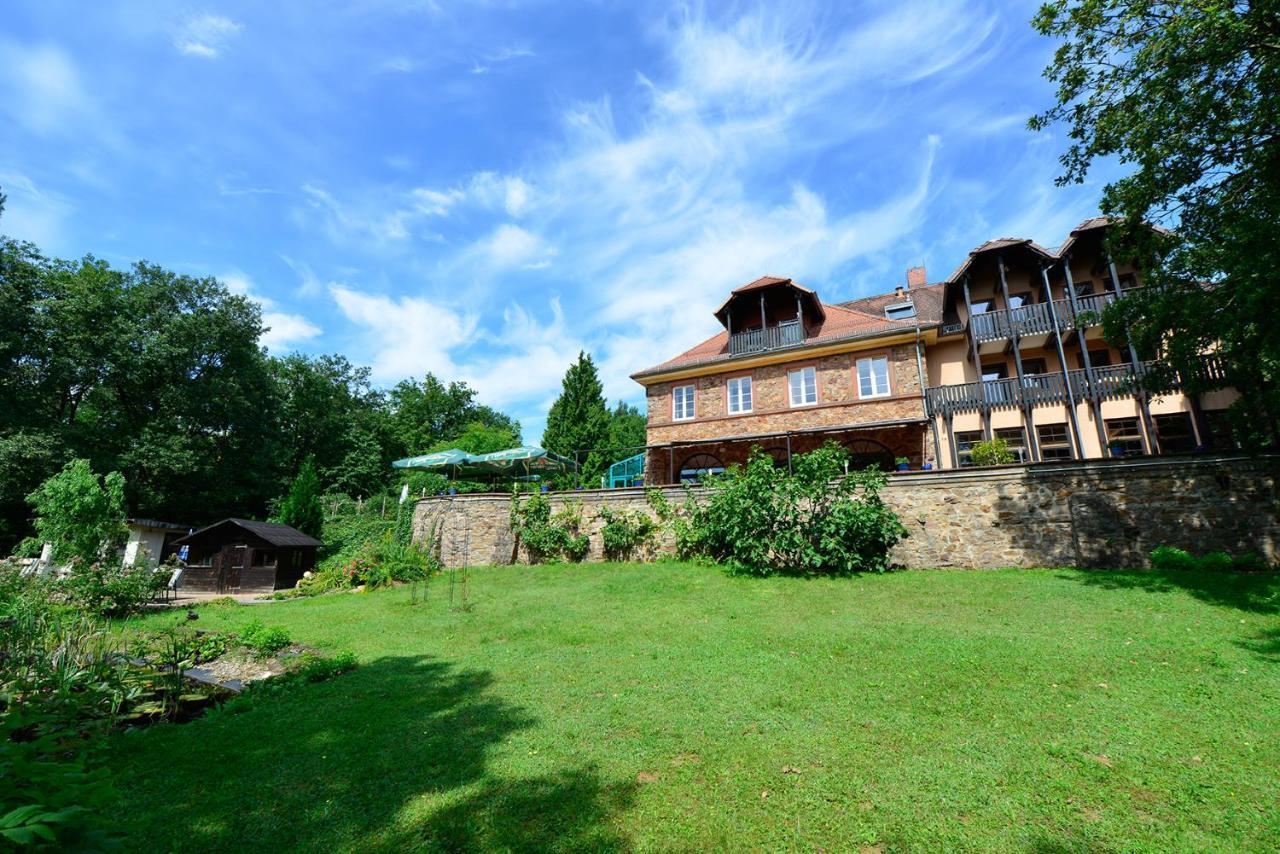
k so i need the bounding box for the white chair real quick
[163,567,184,603]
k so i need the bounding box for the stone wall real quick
[412,455,1280,570]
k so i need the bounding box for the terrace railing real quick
[969,290,1127,343]
[728,318,805,355]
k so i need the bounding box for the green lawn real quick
[110,564,1280,851]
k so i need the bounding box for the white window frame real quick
[788,366,818,407]
[856,356,891,399]
[726,375,753,414]
[672,384,696,421]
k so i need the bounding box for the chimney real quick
[906,265,927,290]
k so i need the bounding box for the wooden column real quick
[1062,259,1109,454]
[998,254,1039,461]
[961,275,992,440]
[945,412,959,469]
[1041,265,1087,460]
[1108,259,1161,453]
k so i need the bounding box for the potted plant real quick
[894,456,911,472]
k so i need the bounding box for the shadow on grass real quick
[111,655,636,851]
[1237,627,1280,662]
[1055,568,1280,616]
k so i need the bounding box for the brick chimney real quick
[906,265,927,289]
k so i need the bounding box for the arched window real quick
[844,438,894,471]
[679,453,725,483]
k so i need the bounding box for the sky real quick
[0,1,1120,443]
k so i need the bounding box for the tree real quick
[1030,1,1280,447]
[25,459,128,564]
[442,420,522,455]
[386,374,520,457]
[605,401,647,461]
[542,352,611,484]
[275,457,324,539]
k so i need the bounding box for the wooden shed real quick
[175,519,321,595]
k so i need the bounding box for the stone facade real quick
[645,344,925,444]
[413,455,1280,570]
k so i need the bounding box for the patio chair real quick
[162,567,184,603]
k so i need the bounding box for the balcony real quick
[924,355,1228,415]
[970,291,1124,352]
[728,318,805,355]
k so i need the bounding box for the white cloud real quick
[221,269,321,351]
[0,41,88,135]
[173,14,243,58]
[329,284,476,380]
[0,171,73,250]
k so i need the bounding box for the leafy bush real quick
[680,443,907,576]
[1149,545,1273,573]
[1149,545,1196,572]
[969,438,1015,467]
[596,506,657,561]
[510,494,591,563]
[238,620,292,657]
[1199,550,1234,573]
[60,561,168,618]
[128,627,228,665]
[24,459,128,565]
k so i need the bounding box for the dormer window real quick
[884,301,916,320]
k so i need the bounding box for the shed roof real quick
[175,518,321,548]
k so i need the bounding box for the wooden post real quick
[1062,259,1110,454]
[1041,265,1087,459]
[1108,259,1161,454]
[998,254,1039,461]
[961,275,992,440]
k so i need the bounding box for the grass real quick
[109,563,1280,851]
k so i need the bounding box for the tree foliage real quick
[274,457,324,539]
[1030,1,1280,446]
[542,352,611,484]
[25,459,128,565]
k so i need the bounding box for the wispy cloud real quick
[0,41,89,135]
[173,14,242,58]
[0,171,72,249]
[222,270,321,351]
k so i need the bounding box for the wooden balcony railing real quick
[970,291,1124,343]
[728,318,805,355]
[924,355,1228,415]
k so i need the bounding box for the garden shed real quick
[175,519,320,595]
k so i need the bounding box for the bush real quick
[510,494,591,563]
[681,443,907,577]
[60,561,168,618]
[596,506,657,561]
[1231,552,1271,573]
[1199,550,1234,573]
[969,438,1015,467]
[238,620,292,657]
[1150,545,1196,572]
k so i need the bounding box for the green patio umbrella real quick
[390,448,478,471]
[467,446,580,478]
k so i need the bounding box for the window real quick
[982,362,1011,404]
[1073,280,1096,297]
[1104,418,1144,456]
[1021,358,1047,376]
[955,430,983,467]
[787,366,817,406]
[726,376,753,413]
[1154,413,1197,454]
[884,302,916,320]
[856,356,891,398]
[1036,423,1073,460]
[252,550,277,568]
[981,362,1008,381]
[679,453,724,484]
[1087,348,1113,368]
[672,385,696,421]
[969,299,993,314]
[1007,292,1032,309]
[994,427,1028,463]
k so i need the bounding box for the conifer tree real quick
[275,456,324,538]
[542,351,611,485]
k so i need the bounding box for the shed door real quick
[223,545,247,592]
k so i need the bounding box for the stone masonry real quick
[412,455,1280,570]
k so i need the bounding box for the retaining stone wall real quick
[412,455,1280,570]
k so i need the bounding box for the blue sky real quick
[0,1,1118,442]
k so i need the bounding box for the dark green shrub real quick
[238,620,292,657]
[969,438,1015,467]
[682,443,907,576]
[1150,545,1196,572]
[1200,550,1234,573]
[60,561,168,618]
[596,506,656,561]
[1231,552,1271,573]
